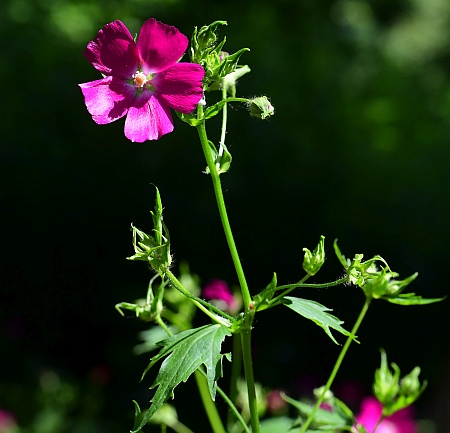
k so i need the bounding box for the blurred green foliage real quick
[1,0,450,431]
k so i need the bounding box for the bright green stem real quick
[164,268,232,326]
[227,333,242,428]
[197,367,251,433]
[241,315,260,433]
[300,297,372,433]
[196,105,258,432]
[194,370,227,433]
[195,111,251,310]
[269,276,348,307]
[219,390,251,433]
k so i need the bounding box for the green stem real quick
[196,367,251,433]
[269,277,348,307]
[223,97,251,104]
[299,297,372,433]
[218,386,251,433]
[241,314,260,433]
[156,316,172,337]
[195,108,251,310]
[227,333,242,428]
[194,370,227,433]
[196,104,258,432]
[165,268,233,326]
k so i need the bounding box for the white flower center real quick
[133,71,148,88]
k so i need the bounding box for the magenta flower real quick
[79,18,204,142]
[354,396,416,433]
[203,279,239,313]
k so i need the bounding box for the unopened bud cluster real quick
[373,350,426,416]
[190,21,249,89]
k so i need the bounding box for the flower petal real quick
[79,76,136,124]
[84,20,139,79]
[137,18,189,74]
[152,63,205,113]
[124,94,174,142]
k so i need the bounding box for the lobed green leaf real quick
[134,324,231,432]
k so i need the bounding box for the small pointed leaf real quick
[204,100,228,119]
[175,111,202,126]
[384,293,445,305]
[254,273,277,311]
[132,400,142,432]
[282,297,356,345]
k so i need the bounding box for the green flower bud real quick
[313,385,333,402]
[362,269,418,300]
[190,21,250,89]
[248,96,274,119]
[148,403,179,427]
[400,367,422,395]
[127,187,172,275]
[373,349,400,405]
[197,21,225,50]
[303,235,325,276]
[372,350,429,417]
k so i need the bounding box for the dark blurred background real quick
[1,0,450,431]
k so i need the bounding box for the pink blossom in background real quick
[267,389,288,414]
[202,279,239,313]
[79,18,204,142]
[0,409,17,432]
[354,396,416,433]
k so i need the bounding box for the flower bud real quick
[313,385,333,402]
[248,96,274,119]
[373,350,400,405]
[303,236,325,276]
[400,367,422,395]
[362,270,417,300]
[149,403,178,427]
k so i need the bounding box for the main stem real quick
[196,112,251,309]
[299,297,372,433]
[241,314,260,433]
[196,106,259,432]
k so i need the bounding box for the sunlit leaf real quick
[134,324,231,432]
[282,297,356,345]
